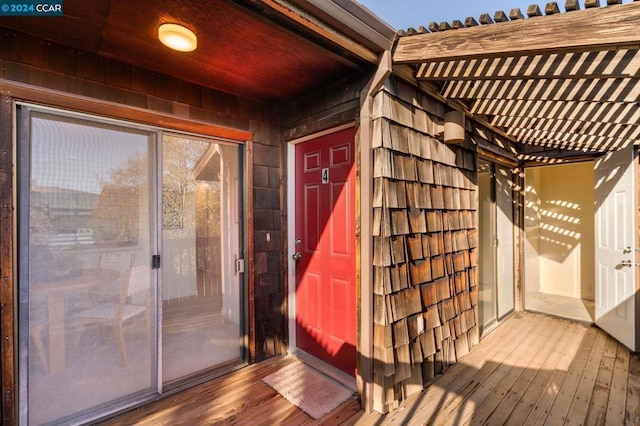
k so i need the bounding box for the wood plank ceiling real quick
[0,0,384,102]
[393,0,640,162]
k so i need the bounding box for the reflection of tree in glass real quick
[163,136,221,236]
[92,154,148,245]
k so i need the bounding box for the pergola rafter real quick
[393,1,640,158]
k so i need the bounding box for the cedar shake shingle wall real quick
[371,77,480,413]
[0,29,286,362]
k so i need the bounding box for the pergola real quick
[393,0,640,163]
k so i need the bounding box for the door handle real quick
[623,246,632,254]
[621,260,633,267]
[292,252,302,261]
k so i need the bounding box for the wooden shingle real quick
[392,210,410,235]
[454,332,470,358]
[374,322,393,348]
[420,281,438,307]
[410,259,432,285]
[391,263,410,292]
[393,318,410,347]
[453,251,466,272]
[417,159,435,184]
[390,122,410,154]
[384,180,399,208]
[417,184,432,209]
[426,233,443,256]
[443,187,455,210]
[426,211,443,232]
[467,229,478,248]
[430,185,445,209]
[373,178,384,208]
[408,208,427,233]
[441,298,457,321]
[443,232,454,254]
[406,234,424,261]
[412,340,424,365]
[394,344,413,384]
[374,237,392,266]
[431,255,446,279]
[374,149,393,178]
[374,345,395,377]
[391,236,406,264]
[420,329,437,357]
[374,266,392,295]
[435,276,451,301]
[408,130,421,156]
[396,182,408,208]
[454,271,469,294]
[407,313,425,340]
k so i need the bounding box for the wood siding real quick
[369,76,515,413]
[370,76,478,412]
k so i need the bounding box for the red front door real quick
[294,127,356,376]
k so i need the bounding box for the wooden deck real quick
[101,312,640,425]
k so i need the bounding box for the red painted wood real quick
[295,127,356,376]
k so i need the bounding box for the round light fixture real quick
[158,23,197,52]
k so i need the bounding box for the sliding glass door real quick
[161,135,243,384]
[478,159,515,335]
[19,106,244,424]
[20,108,157,424]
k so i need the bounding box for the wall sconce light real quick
[444,110,466,144]
[158,23,197,52]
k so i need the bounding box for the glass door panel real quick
[161,136,242,384]
[22,109,157,424]
[478,160,497,331]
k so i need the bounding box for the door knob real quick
[292,252,302,261]
[621,260,632,267]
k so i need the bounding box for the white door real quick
[595,144,636,351]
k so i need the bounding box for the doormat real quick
[262,361,354,420]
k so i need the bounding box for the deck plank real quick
[564,328,608,425]
[523,324,593,426]
[99,313,639,426]
[626,352,640,425]
[399,314,542,425]
[475,317,575,425]
[439,315,560,425]
[372,312,534,424]
[606,343,630,424]
[584,334,618,426]
[502,320,583,425]
[543,325,599,425]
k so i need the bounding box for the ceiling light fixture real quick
[158,23,197,52]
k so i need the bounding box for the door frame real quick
[286,123,357,386]
[0,81,254,425]
[12,99,252,424]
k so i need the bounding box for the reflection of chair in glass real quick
[95,252,135,303]
[71,265,149,366]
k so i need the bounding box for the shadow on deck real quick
[100,312,640,425]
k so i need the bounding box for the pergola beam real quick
[394,2,640,64]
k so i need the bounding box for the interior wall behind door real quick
[524,163,595,300]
